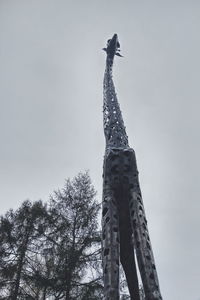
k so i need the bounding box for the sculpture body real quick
[102,34,162,300]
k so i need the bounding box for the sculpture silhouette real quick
[102,34,162,300]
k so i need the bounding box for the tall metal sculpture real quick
[102,34,162,300]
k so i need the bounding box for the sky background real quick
[0,1,200,299]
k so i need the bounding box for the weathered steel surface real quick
[102,34,162,300]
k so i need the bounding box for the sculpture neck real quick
[103,56,129,152]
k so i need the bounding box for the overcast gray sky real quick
[0,1,200,299]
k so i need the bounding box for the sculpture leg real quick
[102,190,120,300]
[109,149,140,300]
[119,210,140,300]
[128,150,162,300]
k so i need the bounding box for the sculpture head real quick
[102,33,122,60]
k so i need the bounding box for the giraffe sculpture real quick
[102,34,162,300]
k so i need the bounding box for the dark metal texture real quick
[102,34,162,300]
